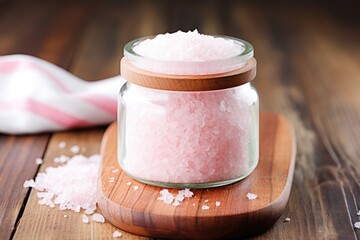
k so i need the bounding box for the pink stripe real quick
[77,94,117,116]
[0,99,93,128]
[0,59,71,93]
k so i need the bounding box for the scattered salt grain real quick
[112,169,119,173]
[133,30,243,74]
[84,209,95,215]
[246,192,258,200]
[204,199,209,203]
[158,189,174,204]
[70,145,80,154]
[35,158,43,165]
[133,186,139,191]
[58,141,66,149]
[357,210,360,216]
[126,182,132,186]
[92,213,105,223]
[54,155,70,163]
[64,214,68,218]
[112,230,122,238]
[202,205,210,210]
[284,217,291,223]
[158,188,194,206]
[29,154,101,214]
[23,179,35,188]
[354,222,360,229]
[82,214,89,224]
[109,179,115,183]
[215,201,221,207]
[178,188,194,198]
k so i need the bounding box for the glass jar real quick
[118,36,259,188]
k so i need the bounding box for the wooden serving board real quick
[97,112,296,239]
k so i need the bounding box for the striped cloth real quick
[0,55,125,134]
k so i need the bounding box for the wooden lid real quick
[121,57,257,91]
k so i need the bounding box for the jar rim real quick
[124,35,254,75]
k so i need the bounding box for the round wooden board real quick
[97,112,296,239]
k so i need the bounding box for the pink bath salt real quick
[58,141,66,149]
[202,205,210,210]
[92,213,105,223]
[27,154,101,213]
[123,84,258,184]
[70,145,80,154]
[134,30,242,62]
[132,30,245,75]
[23,179,36,188]
[82,214,89,224]
[158,189,174,204]
[35,158,43,165]
[112,230,122,238]
[246,192,257,200]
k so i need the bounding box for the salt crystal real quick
[133,186,139,191]
[204,199,209,203]
[158,189,174,204]
[64,214,68,218]
[357,210,360,216]
[109,179,115,183]
[35,158,43,165]
[126,182,132,186]
[112,169,119,173]
[23,179,35,188]
[112,230,122,238]
[82,214,89,223]
[122,83,256,184]
[92,213,105,223]
[84,209,95,215]
[354,222,360,229]
[30,154,101,214]
[215,201,221,207]
[70,145,80,154]
[246,193,258,200]
[58,141,66,149]
[202,205,210,210]
[54,155,70,163]
[179,188,194,198]
[175,194,185,202]
[133,30,244,74]
[220,100,226,112]
[172,201,181,206]
[284,217,291,223]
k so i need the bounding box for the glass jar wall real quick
[118,35,259,188]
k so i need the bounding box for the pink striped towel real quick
[0,55,125,134]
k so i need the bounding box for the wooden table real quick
[1,1,360,239]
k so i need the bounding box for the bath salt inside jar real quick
[119,30,259,188]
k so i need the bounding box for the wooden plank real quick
[0,3,91,240]
[228,4,360,239]
[13,2,166,239]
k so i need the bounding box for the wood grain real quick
[97,112,296,239]
[0,4,91,240]
[120,57,256,91]
[1,1,360,239]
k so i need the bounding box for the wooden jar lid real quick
[120,57,257,91]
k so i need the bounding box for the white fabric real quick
[0,55,125,134]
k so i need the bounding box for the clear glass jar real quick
[118,36,259,188]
